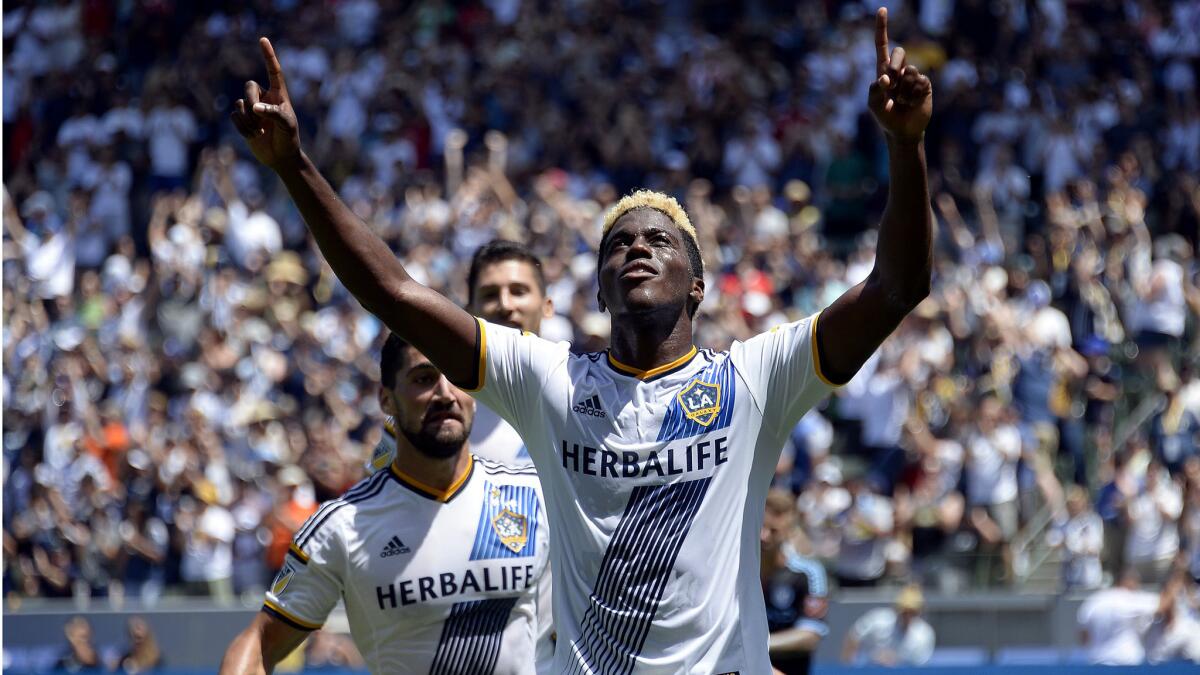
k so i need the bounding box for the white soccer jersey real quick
[470,312,837,674]
[264,455,551,674]
[368,411,531,473]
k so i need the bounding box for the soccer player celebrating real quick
[368,241,553,473]
[220,335,550,674]
[231,7,931,672]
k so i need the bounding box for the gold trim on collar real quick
[607,346,698,380]
[389,456,474,503]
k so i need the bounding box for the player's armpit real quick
[218,611,310,675]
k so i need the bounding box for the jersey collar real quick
[389,455,474,503]
[606,346,699,382]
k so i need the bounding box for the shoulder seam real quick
[474,456,538,475]
[295,471,391,549]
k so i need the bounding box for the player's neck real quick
[392,445,473,495]
[608,312,695,373]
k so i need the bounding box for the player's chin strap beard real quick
[393,405,472,460]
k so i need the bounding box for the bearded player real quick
[220,335,551,674]
[231,8,931,673]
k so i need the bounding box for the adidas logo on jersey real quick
[380,536,411,558]
[572,394,607,418]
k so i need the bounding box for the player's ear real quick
[597,292,606,314]
[378,388,396,417]
[690,276,705,311]
[542,295,554,319]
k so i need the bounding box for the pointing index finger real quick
[875,8,889,77]
[259,37,289,99]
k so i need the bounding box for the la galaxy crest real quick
[489,488,529,553]
[271,560,297,595]
[678,379,721,426]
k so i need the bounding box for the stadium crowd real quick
[3,1,1199,651]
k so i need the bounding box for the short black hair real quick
[467,240,546,307]
[380,333,412,390]
[598,212,705,317]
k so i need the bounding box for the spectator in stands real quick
[177,480,236,603]
[1145,563,1200,664]
[841,585,935,667]
[1097,448,1137,577]
[1124,459,1184,585]
[1077,568,1161,666]
[761,489,829,675]
[964,396,1022,586]
[833,472,894,589]
[797,461,850,562]
[114,616,163,674]
[1150,369,1200,476]
[263,465,317,573]
[896,418,966,591]
[1047,485,1104,591]
[55,616,102,673]
[1183,457,1200,581]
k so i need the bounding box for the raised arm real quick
[230,38,479,387]
[816,8,933,384]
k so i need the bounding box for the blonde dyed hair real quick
[601,190,701,269]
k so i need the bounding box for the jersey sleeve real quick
[795,557,830,634]
[731,311,839,435]
[262,509,346,632]
[467,318,570,430]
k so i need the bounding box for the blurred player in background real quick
[761,490,829,675]
[231,6,932,671]
[368,240,553,473]
[220,335,551,674]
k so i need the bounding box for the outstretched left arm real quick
[816,7,933,384]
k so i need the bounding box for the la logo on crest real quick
[678,380,721,426]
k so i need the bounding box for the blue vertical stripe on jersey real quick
[468,481,541,560]
[655,357,736,442]
[428,597,519,675]
[568,477,713,675]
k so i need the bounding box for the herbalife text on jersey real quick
[560,436,730,478]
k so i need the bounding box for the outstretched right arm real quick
[230,38,479,387]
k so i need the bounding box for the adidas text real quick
[572,395,607,418]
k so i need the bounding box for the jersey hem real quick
[262,600,322,631]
